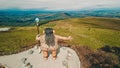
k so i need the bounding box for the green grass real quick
[0,17,120,53]
[49,17,120,49]
[0,27,36,53]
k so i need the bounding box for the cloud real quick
[0,0,120,10]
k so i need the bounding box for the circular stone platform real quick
[0,46,80,68]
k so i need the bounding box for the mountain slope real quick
[48,17,120,48]
[0,17,120,53]
[0,11,71,26]
[0,8,120,26]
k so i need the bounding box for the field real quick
[0,17,120,53]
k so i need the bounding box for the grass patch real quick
[0,27,36,53]
[0,17,120,53]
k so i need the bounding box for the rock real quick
[4,65,9,68]
[28,50,34,55]
[62,60,69,68]
[21,58,27,64]
[34,45,38,49]
[27,65,33,68]
[25,62,30,67]
[25,62,32,68]
[67,50,73,56]
[0,63,4,68]
[62,47,66,50]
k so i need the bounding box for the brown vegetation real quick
[71,45,120,68]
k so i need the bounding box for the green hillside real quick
[0,17,120,53]
[49,17,120,48]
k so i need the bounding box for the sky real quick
[0,0,120,10]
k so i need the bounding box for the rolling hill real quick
[0,11,71,26]
[0,17,120,53]
[0,8,120,26]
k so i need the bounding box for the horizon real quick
[0,0,120,11]
[0,7,120,12]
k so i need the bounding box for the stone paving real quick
[0,46,80,68]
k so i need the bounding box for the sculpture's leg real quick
[52,50,57,60]
[43,50,48,60]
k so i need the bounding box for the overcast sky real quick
[0,0,120,10]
